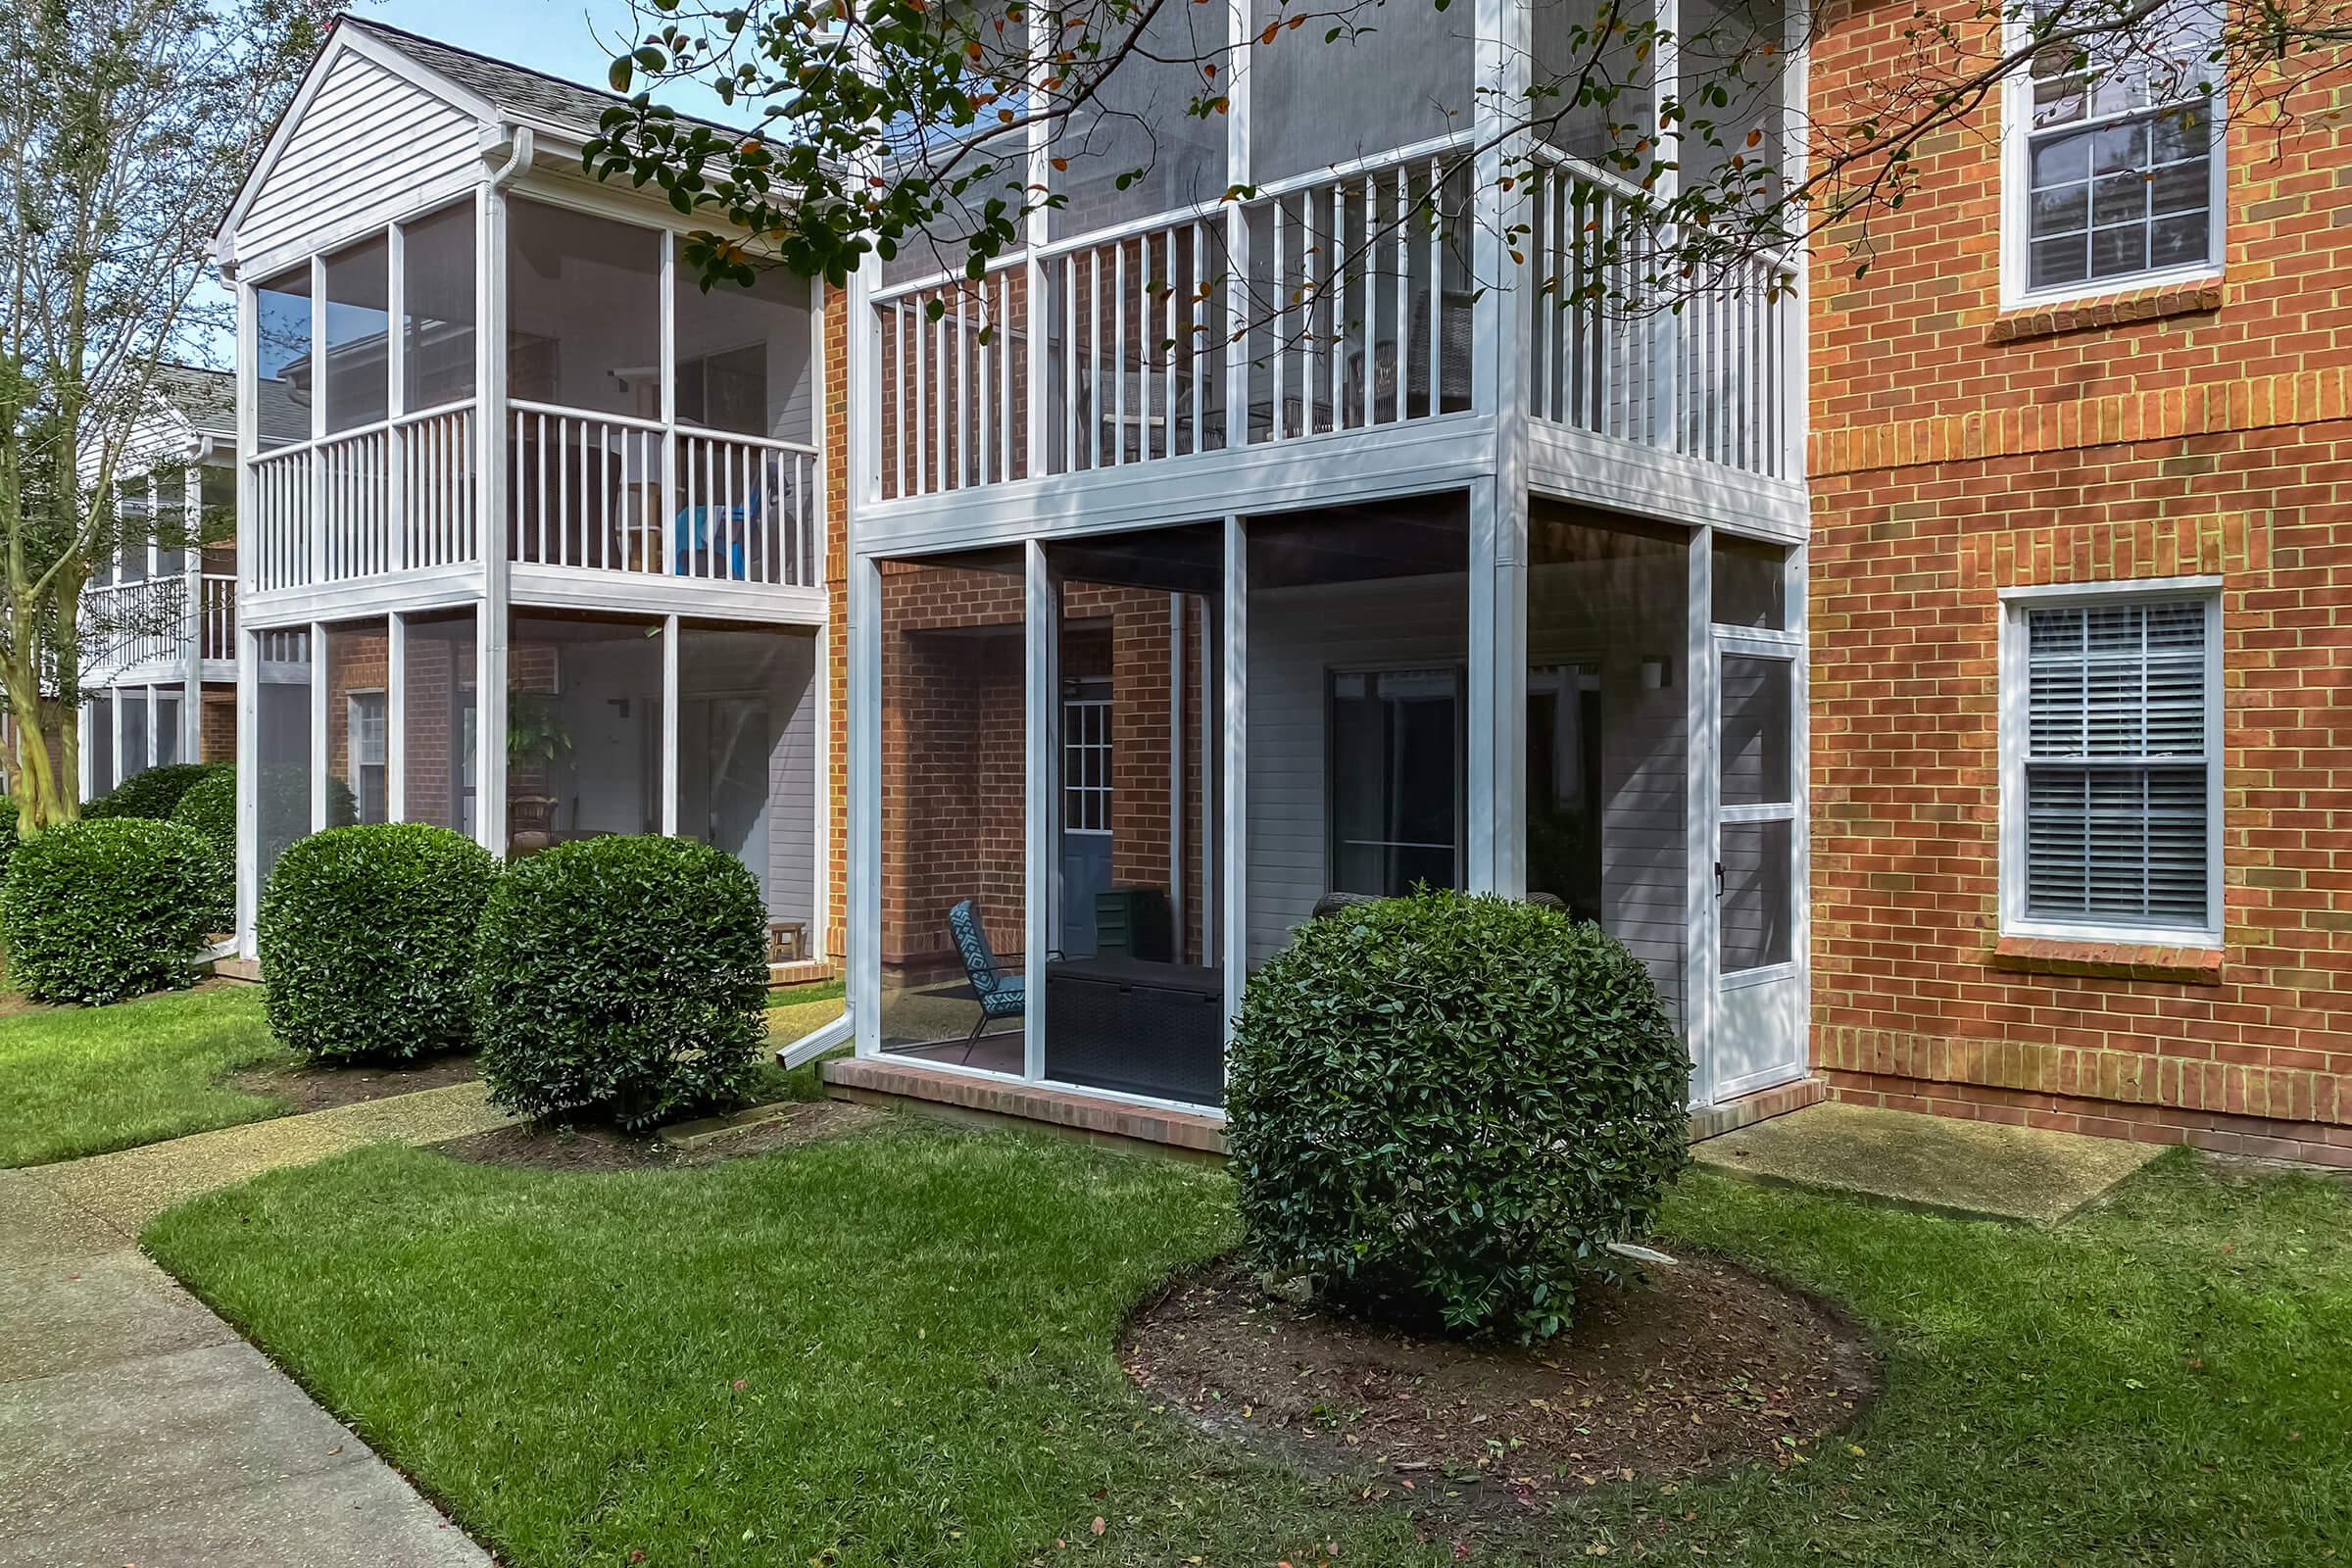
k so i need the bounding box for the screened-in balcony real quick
[858,0,1801,517]
[243,196,824,601]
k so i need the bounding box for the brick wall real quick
[1806,10,2352,1163]
[873,562,1204,975]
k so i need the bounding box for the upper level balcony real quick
[239,184,824,625]
[852,0,1804,553]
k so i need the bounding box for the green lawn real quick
[0,985,290,1167]
[145,1128,2352,1567]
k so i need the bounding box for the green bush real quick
[170,767,237,863]
[85,761,227,822]
[1225,889,1690,1342]
[0,795,18,888]
[259,823,500,1060]
[473,835,767,1129]
[0,818,229,1004]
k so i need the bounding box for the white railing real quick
[1248,155,1473,444]
[673,429,823,587]
[200,573,235,662]
[81,579,178,680]
[1526,150,1799,481]
[82,571,240,681]
[509,402,822,588]
[871,146,1471,501]
[869,138,1802,499]
[250,446,312,592]
[248,401,483,591]
[318,425,391,580]
[510,403,665,573]
[401,405,476,569]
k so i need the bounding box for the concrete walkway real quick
[1694,1100,2164,1224]
[0,1084,513,1567]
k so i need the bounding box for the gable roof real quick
[339,16,750,145]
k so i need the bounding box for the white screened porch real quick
[845,487,1810,1120]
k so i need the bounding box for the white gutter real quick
[776,1004,855,1071]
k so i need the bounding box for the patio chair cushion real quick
[948,899,1010,1001]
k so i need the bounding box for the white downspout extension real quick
[776,1006,855,1071]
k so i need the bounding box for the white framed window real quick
[1061,678,1112,836]
[1998,577,2222,946]
[347,689,388,824]
[2001,0,2225,306]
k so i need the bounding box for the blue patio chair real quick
[948,899,1025,1061]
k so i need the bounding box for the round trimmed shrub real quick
[170,766,236,863]
[472,835,767,1129]
[258,823,500,1060]
[85,761,228,822]
[0,817,228,1004]
[1226,889,1690,1342]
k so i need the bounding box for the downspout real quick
[777,1005,855,1071]
[486,122,534,189]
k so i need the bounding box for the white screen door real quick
[1711,628,1806,1101]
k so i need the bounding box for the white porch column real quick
[233,278,261,956]
[1219,514,1248,1047]
[660,613,680,836]
[476,181,510,855]
[847,552,882,1058]
[385,612,407,822]
[233,628,260,956]
[1467,0,1533,896]
[309,621,327,831]
[1021,539,1054,1083]
[1682,528,1719,1100]
[180,466,203,764]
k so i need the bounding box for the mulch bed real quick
[233,1050,480,1112]
[438,1100,879,1172]
[1121,1251,1876,1526]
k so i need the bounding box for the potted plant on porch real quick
[507,694,571,854]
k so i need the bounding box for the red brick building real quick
[1806,10,2352,1161]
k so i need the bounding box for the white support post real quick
[661,613,680,836]
[1022,540,1054,1084]
[660,229,678,580]
[848,553,882,1057]
[1469,0,1533,897]
[309,621,328,832]
[180,466,203,764]
[387,219,408,572]
[477,182,510,855]
[234,628,260,957]
[233,280,260,955]
[308,254,327,587]
[1683,527,1718,1104]
[1219,515,1248,1060]
[386,612,407,822]
[1787,539,1813,1081]
[1223,0,1251,450]
[1167,593,1186,947]
[1650,0,1683,448]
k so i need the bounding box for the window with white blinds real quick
[2011,592,2217,937]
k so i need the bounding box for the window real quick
[1330,667,1461,897]
[2003,583,2220,943]
[1062,678,1112,835]
[347,690,387,824]
[2008,0,2223,301]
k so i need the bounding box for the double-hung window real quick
[2007,0,2224,302]
[2001,582,2221,945]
